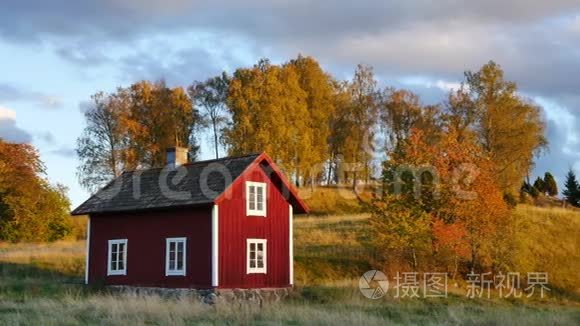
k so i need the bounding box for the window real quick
[246,239,267,274]
[246,181,266,216]
[107,239,127,276]
[166,237,187,276]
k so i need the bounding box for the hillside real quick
[0,204,578,324]
[294,204,580,293]
[297,185,371,215]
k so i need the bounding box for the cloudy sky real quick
[1,1,579,207]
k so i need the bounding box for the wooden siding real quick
[217,163,291,288]
[88,207,213,288]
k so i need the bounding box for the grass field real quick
[0,204,579,325]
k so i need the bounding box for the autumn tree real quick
[329,64,380,187]
[375,129,510,272]
[444,85,478,143]
[370,195,431,271]
[226,57,342,185]
[432,219,469,278]
[0,139,72,242]
[77,81,202,192]
[76,92,124,193]
[380,88,443,151]
[449,61,547,196]
[225,59,311,182]
[285,55,336,184]
[563,169,579,206]
[380,88,422,151]
[189,72,230,159]
[123,81,200,167]
[327,80,352,184]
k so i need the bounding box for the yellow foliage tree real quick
[226,59,313,183]
[457,61,547,196]
[77,80,202,191]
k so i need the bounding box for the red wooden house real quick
[71,149,308,289]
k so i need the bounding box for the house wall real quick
[217,163,291,288]
[88,206,213,288]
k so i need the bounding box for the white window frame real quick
[107,239,127,276]
[246,238,267,274]
[246,181,267,217]
[165,237,187,276]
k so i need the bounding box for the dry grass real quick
[0,240,85,262]
[0,240,85,277]
[512,205,580,293]
[299,186,371,215]
[294,214,369,246]
[1,288,579,325]
[294,213,372,286]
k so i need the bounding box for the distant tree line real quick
[77,56,547,201]
[521,172,558,198]
[520,169,580,208]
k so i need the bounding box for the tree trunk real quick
[212,119,219,159]
[295,169,300,188]
[108,136,119,177]
[452,254,459,280]
[327,155,334,185]
[470,243,477,272]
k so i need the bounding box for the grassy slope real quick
[511,205,580,293]
[294,206,580,290]
[0,204,579,324]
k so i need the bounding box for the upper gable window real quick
[246,181,266,216]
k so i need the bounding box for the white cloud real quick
[535,97,579,154]
[0,83,63,109]
[0,106,32,143]
[331,21,499,75]
[531,97,580,193]
[0,106,16,120]
[568,15,580,33]
[41,96,63,108]
[399,76,461,93]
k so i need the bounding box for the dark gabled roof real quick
[71,153,261,215]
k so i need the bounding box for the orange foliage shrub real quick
[373,128,511,274]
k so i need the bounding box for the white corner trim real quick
[212,204,219,287]
[245,181,267,217]
[84,217,91,285]
[246,238,267,274]
[165,237,187,276]
[107,239,128,276]
[289,204,294,285]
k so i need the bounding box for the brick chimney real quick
[166,147,188,167]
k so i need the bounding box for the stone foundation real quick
[107,286,292,304]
